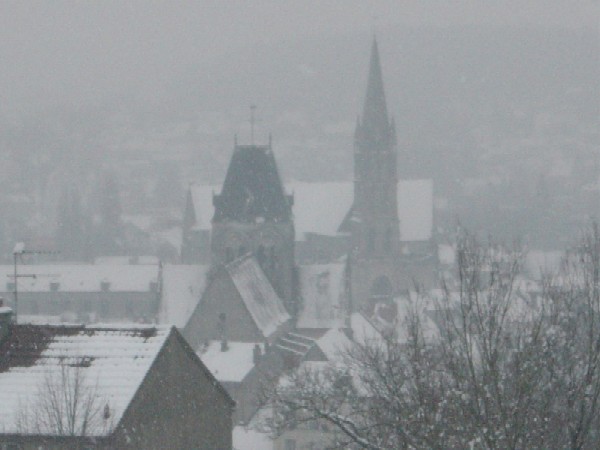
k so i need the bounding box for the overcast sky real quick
[0,1,597,117]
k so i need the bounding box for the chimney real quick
[253,343,262,365]
[0,298,13,344]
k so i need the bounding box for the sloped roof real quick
[0,324,171,436]
[198,340,264,383]
[159,264,210,328]
[0,264,160,293]
[225,256,290,338]
[213,145,292,223]
[297,262,347,328]
[357,37,394,147]
[188,183,217,230]
[289,182,354,238]
[185,180,432,242]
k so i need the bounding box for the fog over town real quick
[0,2,598,449]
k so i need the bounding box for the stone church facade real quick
[184,37,436,330]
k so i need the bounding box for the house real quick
[0,306,235,449]
[0,263,162,324]
[183,254,291,349]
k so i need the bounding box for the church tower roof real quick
[362,37,389,130]
[357,37,393,145]
[213,142,292,223]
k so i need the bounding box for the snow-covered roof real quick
[0,324,171,436]
[297,262,347,328]
[159,264,209,328]
[233,407,274,450]
[188,184,218,230]
[187,180,433,242]
[198,341,263,383]
[289,181,353,238]
[225,256,290,338]
[314,328,353,362]
[0,264,160,293]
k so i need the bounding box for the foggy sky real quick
[0,1,597,118]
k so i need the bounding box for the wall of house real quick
[230,347,286,425]
[112,331,234,450]
[183,271,265,350]
[1,291,160,324]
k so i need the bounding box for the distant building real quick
[0,309,234,449]
[0,263,162,324]
[177,37,439,439]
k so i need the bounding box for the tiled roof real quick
[0,324,170,436]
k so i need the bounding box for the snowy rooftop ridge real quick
[0,324,171,436]
[188,180,433,242]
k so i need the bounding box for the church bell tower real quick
[349,38,401,313]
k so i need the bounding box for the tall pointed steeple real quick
[357,37,394,148]
[348,37,401,313]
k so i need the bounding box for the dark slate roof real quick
[213,144,292,223]
[355,38,395,149]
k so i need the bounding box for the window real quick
[225,247,234,262]
[284,439,296,450]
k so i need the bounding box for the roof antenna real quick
[250,104,257,145]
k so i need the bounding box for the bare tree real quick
[17,357,113,438]
[541,222,600,449]
[266,227,600,449]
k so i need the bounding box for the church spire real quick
[360,37,390,142]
